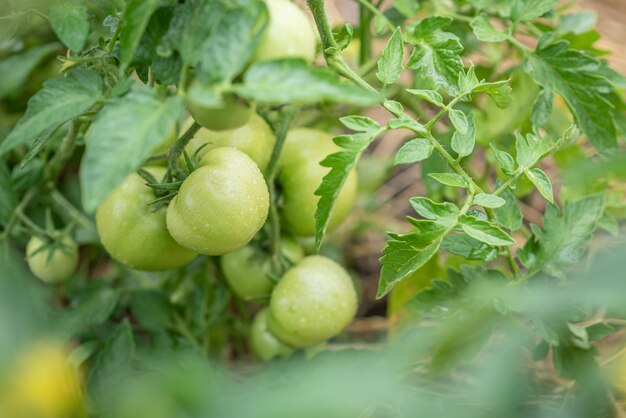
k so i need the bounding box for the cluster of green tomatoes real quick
[26,0,359,360]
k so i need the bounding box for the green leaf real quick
[531,88,553,128]
[407,16,464,95]
[473,193,505,208]
[383,100,404,117]
[473,80,513,108]
[515,132,553,168]
[340,116,380,133]
[387,116,427,134]
[130,290,171,330]
[377,224,446,298]
[511,0,557,22]
[315,132,379,249]
[524,41,618,153]
[119,0,161,72]
[448,108,468,135]
[459,214,516,246]
[409,197,459,224]
[519,195,605,276]
[470,14,510,42]
[428,173,469,188]
[406,89,444,107]
[196,1,268,84]
[377,27,404,86]
[494,185,523,231]
[441,234,497,261]
[0,43,59,99]
[57,287,120,340]
[0,69,103,156]
[49,1,91,52]
[556,11,597,36]
[451,112,475,158]
[334,24,354,51]
[525,167,553,203]
[393,0,420,17]
[0,161,17,227]
[394,138,433,165]
[80,86,183,212]
[235,59,381,106]
[87,320,134,405]
[490,145,516,176]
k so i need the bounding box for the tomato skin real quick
[187,89,252,132]
[251,308,295,361]
[221,237,304,300]
[26,236,78,283]
[279,128,358,236]
[268,255,357,348]
[252,0,317,63]
[184,113,276,171]
[166,147,270,255]
[96,167,197,271]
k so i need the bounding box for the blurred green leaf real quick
[49,1,91,52]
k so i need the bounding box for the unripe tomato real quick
[186,81,252,131]
[6,341,84,418]
[221,237,304,300]
[251,308,295,361]
[279,128,358,236]
[184,113,276,170]
[26,236,78,283]
[96,167,197,271]
[252,0,317,63]
[166,147,270,255]
[268,255,357,348]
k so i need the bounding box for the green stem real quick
[351,0,394,33]
[505,247,521,278]
[167,122,201,181]
[49,189,96,232]
[507,35,532,53]
[264,107,298,257]
[493,170,523,195]
[106,20,122,54]
[45,121,77,182]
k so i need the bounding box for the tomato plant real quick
[1,0,625,416]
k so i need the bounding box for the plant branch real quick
[167,122,201,181]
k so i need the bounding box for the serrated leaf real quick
[494,184,523,231]
[377,226,446,298]
[0,161,17,227]
[441,234,497,261]
[235,59,381,106]
[377,27,404,86]
[490,144,516,175]
[470,14,510,42]
[525,167,553,203]
[448,108,468,135]
[459,215,516,246]
[0,69,103,156]
[473,193,505,208]
[451,112,475,158]
[407,16,464,95]
[334,24,354,51]
[428,173,469,188]
[119,0,161,72]
[531,88,553,128]
[511,0,558,22]
[393,0,420,17]
[387,116,427,134]
[409,197,459,223]
[0,43,59,99]
[519,195,605,276]
[340,116,380,133]
[383,100,404,117]
[394,138,433,165]
[524,41,618,154]
[49,1,91,52]
[406,89,444,107]
[80,87,183,212]
[315,132,379,249]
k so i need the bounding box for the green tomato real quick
[184,113,276,171]
[166,147,270,255]
[252,0,317,63]
[96,167,197,271]
[268,255,357,348]
[221,237,304,300]
[279,128,358,236]
[186,85,252,131]
[251,308,295,361]
[26,236,78,283]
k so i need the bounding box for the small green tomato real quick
[26,236,79,283]
[251,308,295,361]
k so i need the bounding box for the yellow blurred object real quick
[610,349,626,395]
[2,342,85,418]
